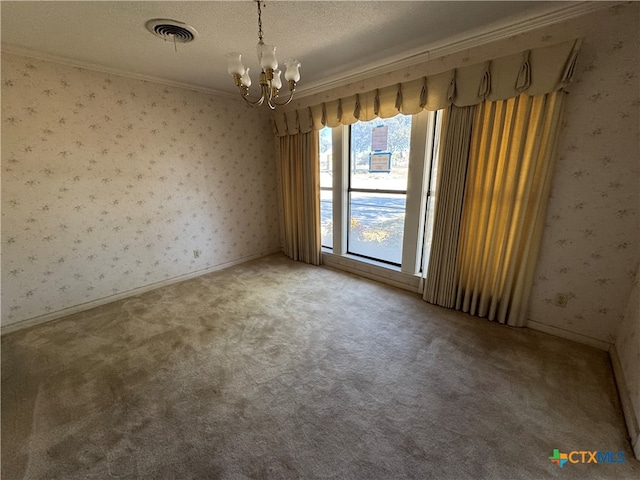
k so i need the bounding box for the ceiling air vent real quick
[146,19,198,43]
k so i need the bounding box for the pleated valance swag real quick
[273,39,581,136]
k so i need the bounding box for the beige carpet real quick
[2,253,638,479]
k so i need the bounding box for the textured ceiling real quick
[1,1,583,97]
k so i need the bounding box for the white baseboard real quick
[526,319,612,351]
[1,250,280,336]
[527,321,639,459]
[610,346,640,461]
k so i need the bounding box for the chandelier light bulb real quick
[225,52,245,76]
[260,45,278,71]
[240,68,252,87]
[284,59,301,82]
[256,42,266,65]
[272,68,282,90]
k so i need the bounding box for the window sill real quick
[321,250,421,294]
[322,248,402,271]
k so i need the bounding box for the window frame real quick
[346,117,413,266]
[319,128,334,249]
[323,110,438,276]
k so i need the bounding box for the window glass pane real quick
[349,192,405,265]
[422,110,443,272]
[350,115,411,191]
[319,127,332,189]
[319,127,333,249]
[321,190,333,249]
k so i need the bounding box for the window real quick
[421,110,443,274]
[348,116,411,265]
[319,127,333,249]
[321,110,441,276]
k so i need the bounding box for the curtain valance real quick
[273,39,581,137]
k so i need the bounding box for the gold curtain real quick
[423,105,476,307]
[456,91,566,326]
[279,131,321,265]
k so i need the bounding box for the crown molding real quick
[1,1,622,101]
[1,44,238,99]
[294,1,619,99]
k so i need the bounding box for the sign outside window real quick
[371,125,388,151]
[369,152,392,173]
[370,125,390,172]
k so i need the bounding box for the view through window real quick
[319,127,333,248]
[348,115,411,265]
[319,110,439,274]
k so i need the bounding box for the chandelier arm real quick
[268,80,297,107]
[238,80,275,108]
[268,90,295,108]
[242,94,266,108]
[238,86,266,108]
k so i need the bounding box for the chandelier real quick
[225,0,301,109]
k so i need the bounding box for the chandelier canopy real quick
[225,0,301,109]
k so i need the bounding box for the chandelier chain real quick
[256,0,264,43]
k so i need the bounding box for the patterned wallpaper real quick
[616,265,639,429]
[527,4,639,344]
[1,53,280,327]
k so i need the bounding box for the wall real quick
[1,53,281,328]
[528,4,640,345]
[614,265,640,458]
